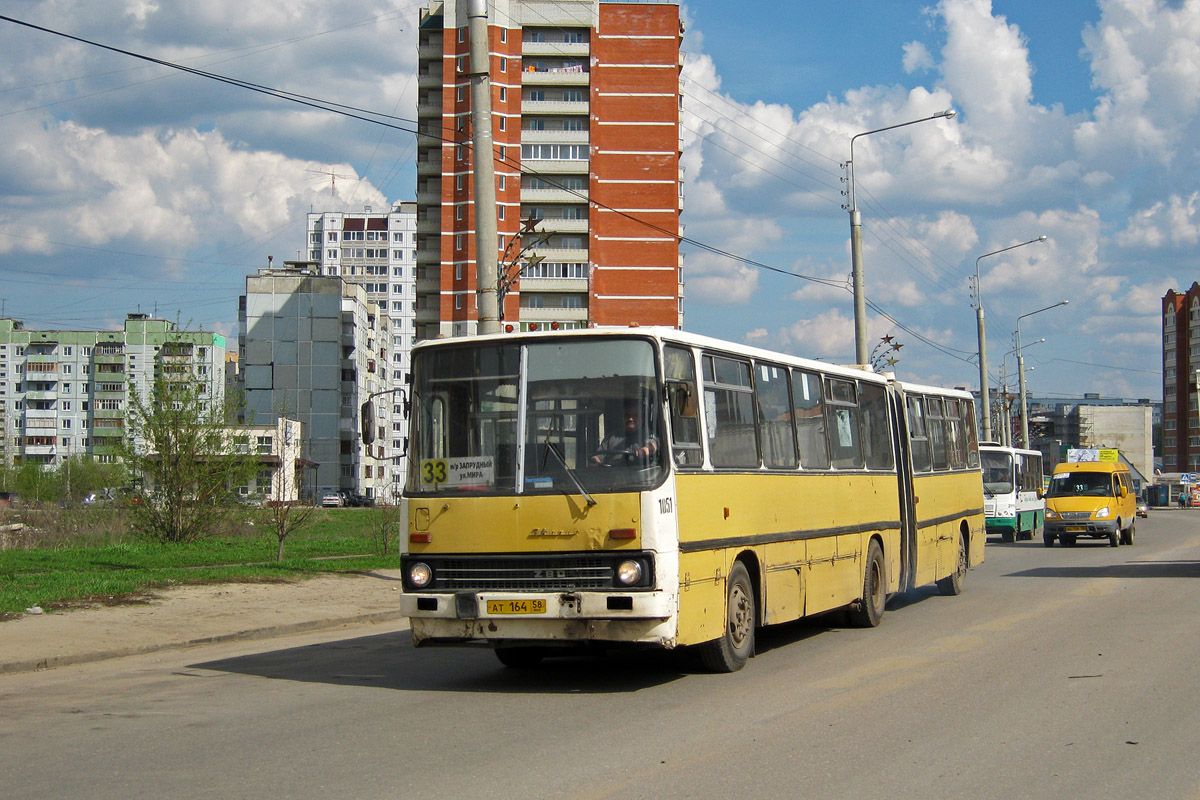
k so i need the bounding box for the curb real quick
[0,610,409,676]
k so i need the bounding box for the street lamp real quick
[1016,300,1068,448]
[1000,339,1044,446]
[845,108,956,365]
[974,235,1047,442]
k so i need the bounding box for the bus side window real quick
[703,353,759,468]
[791,369,830,469]
[755,361,798,469]
[665,345,703,468]
[927,396,949,470]
[907,395,932,473]
[945,398,967,469]
[858,381,894,470]
[962,397,980,468]
[824,377,863,469]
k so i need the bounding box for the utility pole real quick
[467,0,500,334]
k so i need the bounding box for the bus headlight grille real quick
[400,553,654,592]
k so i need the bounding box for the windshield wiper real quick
[541,441,596,507]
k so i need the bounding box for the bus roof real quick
[409,326,896,384]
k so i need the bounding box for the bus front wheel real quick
[698,561,755,672]
[848,539,886,628]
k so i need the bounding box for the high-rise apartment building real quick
[239,261,396,500]
[1162,284,1200,472]
[0,314,226,468]
[415,0,684,339]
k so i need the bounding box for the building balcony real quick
[416,274,442,293]
[22,444,56,456]
[416,216,441,235]
[418,42,443,61]
[521,186,587,204]
[93,353,126,364]
[416,155,442,176]
[521,70,590,87]
[92,408,124,419]
[415,305,441,325]
[23,390,57,401]
[530,217,588,234]
[519,306,589,323]
[415,247,441,264]
[521,158,589,175]
[522,100,589,116]
[521,41,590,58]
[520,129,589,145]
[518,276,589,293]
[417,65,443,86]
[416,186,441,206]
[532,247,589,262]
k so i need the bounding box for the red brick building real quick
[1163,284,1200,472]
[415,0,683,339]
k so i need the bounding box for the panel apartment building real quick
[239,261,396,500]
[0,314,226,468]
[306,202,417,390]
[415,0,684,339]
[1163,284,1200,472]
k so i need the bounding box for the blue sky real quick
[0,0,1190,402]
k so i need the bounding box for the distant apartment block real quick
[416,0,684,339]
[1163,284,1200,472]
[239,261,396,500]
[0,314,226,468]
[306,202,417,395]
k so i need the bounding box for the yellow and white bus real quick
[398,328,984,671]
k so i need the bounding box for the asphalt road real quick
[3,510,1200,800]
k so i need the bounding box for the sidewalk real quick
[0,569,408,675]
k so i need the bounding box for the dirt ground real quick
[0,569,408,674]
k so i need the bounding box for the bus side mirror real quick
[1119,484,1128,498]
[361,400,376,444]
[670,383,697,418]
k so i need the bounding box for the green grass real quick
[0,507,400,618]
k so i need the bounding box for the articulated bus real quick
[979,444,1045,542]
[398,328,984,671]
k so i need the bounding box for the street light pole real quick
[974,235,1047,442]
[845,109,956,366]
[1015,300,1068,448]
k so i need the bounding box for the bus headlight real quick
[409,562,433,588]
[616,559,644,586]
[1095,507,1111,519]
[1045,508,1058,520]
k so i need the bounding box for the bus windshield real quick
[1047,471,1112,497]
[407,337,665,496]
[980,450,1015,495]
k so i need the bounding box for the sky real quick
[0,0,1191,402]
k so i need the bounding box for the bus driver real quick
[591,398,659,466]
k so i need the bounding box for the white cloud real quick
[903,41,934,74]
[1116,193,1200,248]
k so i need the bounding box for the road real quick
[4,511,1200,800]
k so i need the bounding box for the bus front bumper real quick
[401,590,676,647]
[1045,519,1118,538]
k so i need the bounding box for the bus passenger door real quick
[889,387,919,592]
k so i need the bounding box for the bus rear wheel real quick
[848,539,886,628]
[1121,523,1135,546]
[937,531,967,596]
[698,561,755,672]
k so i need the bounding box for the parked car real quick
[320,491,343,508]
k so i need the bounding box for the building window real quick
[500,57,507,72]
[456,86,464,102]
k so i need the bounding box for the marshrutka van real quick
[1043,460,1137,547]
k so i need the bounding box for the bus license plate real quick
[1066,526,1085,532]
[487,599,546,615]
